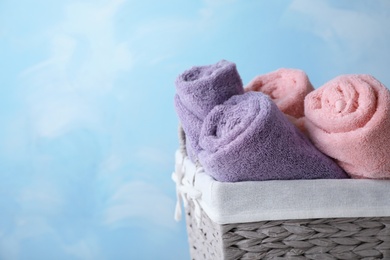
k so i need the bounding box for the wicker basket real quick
[185,200,390,260]
[173,128,390,260]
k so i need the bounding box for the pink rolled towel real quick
[245,68,314,118]
[304,74,390,179]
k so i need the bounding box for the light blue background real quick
[1,1,389,259]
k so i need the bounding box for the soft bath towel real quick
[175,60,244,119]
[174,60,244,160]
[198,91,348,182]
[304,74,390,179]
[245,68,314,118]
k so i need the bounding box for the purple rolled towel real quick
[198,91,348,182]
[174,60,244,160]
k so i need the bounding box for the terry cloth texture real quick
[245,68,314,118]
[175,150,390,224]
[304,74,390,179]
[174,96,203,160]
[198,91,348,182]
[174,60,244,160]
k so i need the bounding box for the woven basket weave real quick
[176,127,390,260]
[185,199,390,260]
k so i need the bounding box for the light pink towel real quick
[245,68,314,118]
[304,74,390,179]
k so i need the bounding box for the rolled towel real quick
[198,91,348,182]
[174,60,244,160]
[245,68,314,118]
[304,74,390,179]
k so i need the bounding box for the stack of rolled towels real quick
[174,59,390,182]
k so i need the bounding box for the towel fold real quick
[304,74,390,179]
[198,91,348,182]
[174,96,203,159]
[174,60,244,160]
[245,68,314,118]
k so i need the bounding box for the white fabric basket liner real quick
[174,150,390,225]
